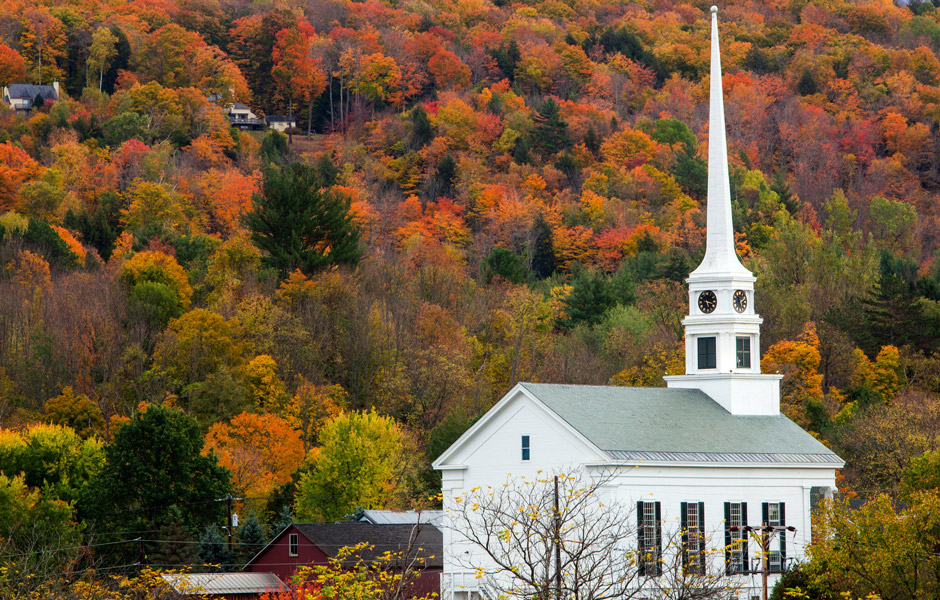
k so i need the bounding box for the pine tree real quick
[235,512,269,567]
[244,162,362,276]
[150,506,201,569]
[410,105,433,148]
[199,526,235,572]
[532,98,572,157]
[528,213,556,280]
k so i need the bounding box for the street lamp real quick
[730,524,796,600]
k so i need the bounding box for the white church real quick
[433,7,842,600]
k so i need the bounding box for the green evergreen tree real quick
[490,40,521,80]
[528,213,556,280]
[259,131,290,164]
[235,512,269,566]
[558,267,633,329]
[672,141,707,198]
[410,105,433,148]
[199,525,235,572]
[150,505,201,570]
[244,162,362,277]
[532,98,572,157]
[483,247,527,284]
[513,135,532,164]
[584,125,601,157]
[434,154,458,197]
[797,69,818,95]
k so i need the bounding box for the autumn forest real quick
[1,0,940,595]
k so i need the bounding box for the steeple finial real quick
[690,6,752,278]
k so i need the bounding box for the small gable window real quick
[289,533,299,557]
[698,337,717,369]
[521,435,530,461]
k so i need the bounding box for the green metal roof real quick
[519,383,842,464]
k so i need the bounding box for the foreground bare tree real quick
[448,470,744,600]
[449,470,643,600]
[644,526,744,600]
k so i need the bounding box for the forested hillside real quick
[2,0,940,594]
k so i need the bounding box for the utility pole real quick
[761,523,769,600]
[554,476,561,600]
[227,494,234,551]
[732,524,795,600]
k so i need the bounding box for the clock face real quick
[697,290,717,314]
[733,289,747,313]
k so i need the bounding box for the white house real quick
[264,115,296,132]
[207,93,264,130]
[433,7,842,600]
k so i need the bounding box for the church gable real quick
[433,385,606,470]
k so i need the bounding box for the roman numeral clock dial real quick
[733,289,747,313]
[697,290,717,314]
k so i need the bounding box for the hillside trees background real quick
[2,0,940,592]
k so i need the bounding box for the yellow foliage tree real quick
[44,386,105,439]
[119,250,193,309]
[240,354,288,413]
[762,322,826,430]
[852,345,904,402]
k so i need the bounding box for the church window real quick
[736,337,751,368]
[698,337,717,369]
[724,502,748,574]
[681,502,706,575]
[763,502,786,573]
[521,435,530,461]
[637,501,662,576]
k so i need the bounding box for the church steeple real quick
[664,7,782,416]
[690,6,752,280]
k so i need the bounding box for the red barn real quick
[245,522,442,597]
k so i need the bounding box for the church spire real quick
[690,6,751,279]
[664,7,781,416]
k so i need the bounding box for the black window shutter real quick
[723,502,731,575]
[762,502,769,525]
[780,502,787,568]
[680,502,689,571]
[697,502,706,575]
[741,502,748,573]
[637,501,645,576]
[654,501,662,576]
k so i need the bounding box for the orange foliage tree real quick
[203,411,304,499]
[0,43,26,86]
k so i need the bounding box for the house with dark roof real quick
[2,81,60,112]
[245,522,442,596]
[264,115,295,132]
[207,93,264,130]
[433,8,842,600]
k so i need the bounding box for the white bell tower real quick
[664,7,782,416]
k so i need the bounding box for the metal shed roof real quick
[161,572,288,595]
